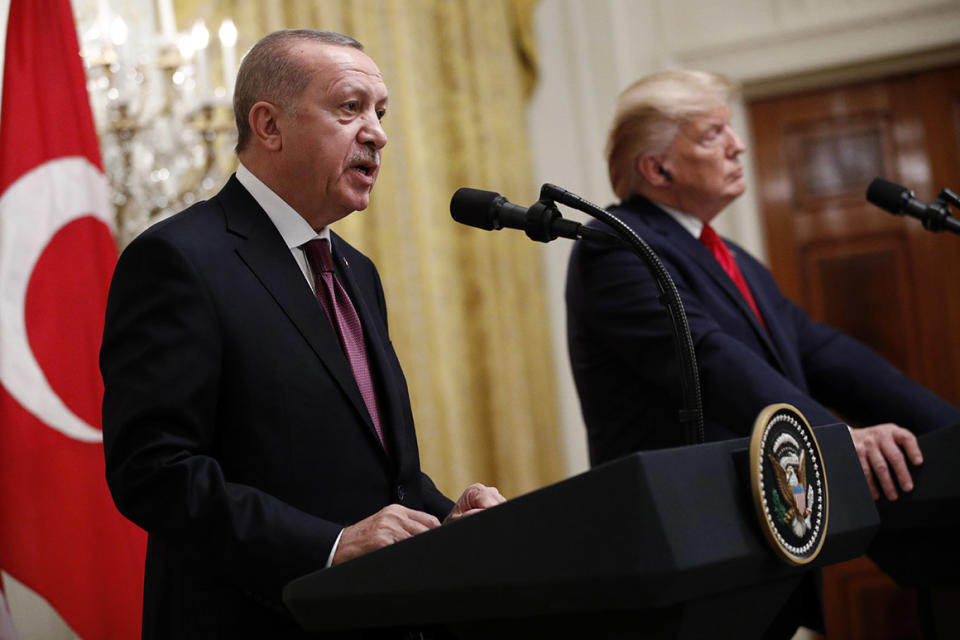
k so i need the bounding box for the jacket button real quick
[396,485,406,503]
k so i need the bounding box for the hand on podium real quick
[849,423,923,501]
[444,483,506,523]
[331,483,505,565]
[333,505,441,565]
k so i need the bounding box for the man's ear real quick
[247,101,283,151]
[637,154,672,188]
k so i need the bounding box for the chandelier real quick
[78,0,239,247]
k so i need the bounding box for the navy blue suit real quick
[566,195,960,465]
[101,176,453,638]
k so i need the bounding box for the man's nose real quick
[727,126,746,156]
[360,113,387,149]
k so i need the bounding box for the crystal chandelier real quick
[78,0,239,247]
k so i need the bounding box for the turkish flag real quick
[0,0,146,638]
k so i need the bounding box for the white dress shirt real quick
[235,162,330,294]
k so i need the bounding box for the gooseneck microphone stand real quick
[539,183,705,446]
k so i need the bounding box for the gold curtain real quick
[174,0,562,499]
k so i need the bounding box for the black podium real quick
[867,424,960,639]
[868,423,960,587]
[284,424,879,638]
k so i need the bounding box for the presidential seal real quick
[749,404,828,565]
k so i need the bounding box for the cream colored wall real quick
[529,0,960,477]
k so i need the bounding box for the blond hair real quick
[606,70,738,199]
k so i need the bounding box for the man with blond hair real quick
[566,69,959,497]
[101,29,504,638]
[567,68,960,638]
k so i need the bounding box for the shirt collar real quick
[235,162,330,247]
[657,202,704,239]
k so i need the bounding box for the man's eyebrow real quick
[696,118,725,133]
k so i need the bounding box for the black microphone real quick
[866,177,960,234]
[450,187,617,244]
[866,177,931,218]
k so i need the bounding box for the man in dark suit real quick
[101,30,504,638]
[565,70,960,499]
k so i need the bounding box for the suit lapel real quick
[639,202,789,372]
[732,252,802,380]
[216,178,388,458]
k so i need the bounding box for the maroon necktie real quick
[699,223,766,329]
[303,238,384,446]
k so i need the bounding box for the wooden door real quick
[749,65,960,639]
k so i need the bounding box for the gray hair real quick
[606,70,738,199]
[233,29,363,152]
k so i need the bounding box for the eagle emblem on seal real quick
[768,434,815,538]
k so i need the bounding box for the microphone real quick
[450,188,617,244]
[866,177,960,234]
[866,177,931,218]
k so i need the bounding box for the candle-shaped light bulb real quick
[218,19,237,48]
[177,34,195,60]
[96,0,113,56]
[192,20,210,49]
[157,0,177,40]
[111,16,128,47]
[109,15,131,97]
[192,21,211,102]
[218,19,238,98]
[97,0,112,37]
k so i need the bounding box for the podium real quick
[284,424,879,638]
[867,423,960,587]
[866,424,960,638]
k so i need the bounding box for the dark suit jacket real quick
[566,195,960,465]
[101,176,453,638]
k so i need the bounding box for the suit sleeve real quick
[783,294,960,434]
[570,235,959,443]
[570,237,835,440]
[642,249,843,433]
[419,474,454,520]
[100,232,340,601]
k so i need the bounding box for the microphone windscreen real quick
[450,188,500,230]
[866,177,907,214]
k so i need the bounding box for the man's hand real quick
[849,423,923,501]
[332,505,440,565]
[444,483,506,523]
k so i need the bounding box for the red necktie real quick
[699,223,766,329]
[303,238,385,446]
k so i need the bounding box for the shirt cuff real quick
[325,529,344,568]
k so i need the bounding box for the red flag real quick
[0,590,15,640]
[0,1,146,637]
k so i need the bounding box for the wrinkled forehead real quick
[305,43,386,92]
[666,85,728,122]
[679,104,731,128]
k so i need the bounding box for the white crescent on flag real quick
[0,156,114,443]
